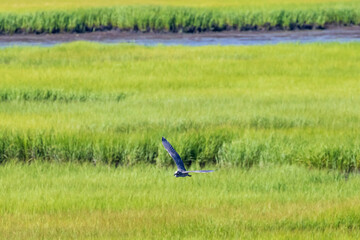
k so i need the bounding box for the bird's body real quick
[162,137,214,178]
[174,170,191,178]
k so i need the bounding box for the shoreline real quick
[0,26,359,46]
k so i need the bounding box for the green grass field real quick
[1,42,360,170]
[1,0,358,12]
[0,0,359,33]
[1,3,360,236]
[1,162,360,239]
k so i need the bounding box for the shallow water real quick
[0,27,359,47]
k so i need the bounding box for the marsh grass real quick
[1,0,359,12]
[0,43,360,170]
[0,6,359,34]
[0,162,360,239]
[0,89,127,102]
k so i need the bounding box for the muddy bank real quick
[0,26,359,47]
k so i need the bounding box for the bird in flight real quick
[162,137,214,177]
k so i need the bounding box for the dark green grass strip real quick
[1,131,359,172]
[0,89,126,102]
[0,6,359,34]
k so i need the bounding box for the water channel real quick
[0,27,359,47]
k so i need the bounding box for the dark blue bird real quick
[162,137,214,178]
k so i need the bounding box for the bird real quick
[161,137,214,178]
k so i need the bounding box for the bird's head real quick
[174,171,181,177]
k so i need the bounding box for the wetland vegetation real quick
[1,2,360,238]
[1,162,360,239]
[0,42,359,171]
[0,0,359,34]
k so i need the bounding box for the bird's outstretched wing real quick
[162,137,186,171]
[182,170,214,173]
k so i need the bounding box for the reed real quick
[1,162,360,239]
[0,42,359,170]
[0,6,359,34]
